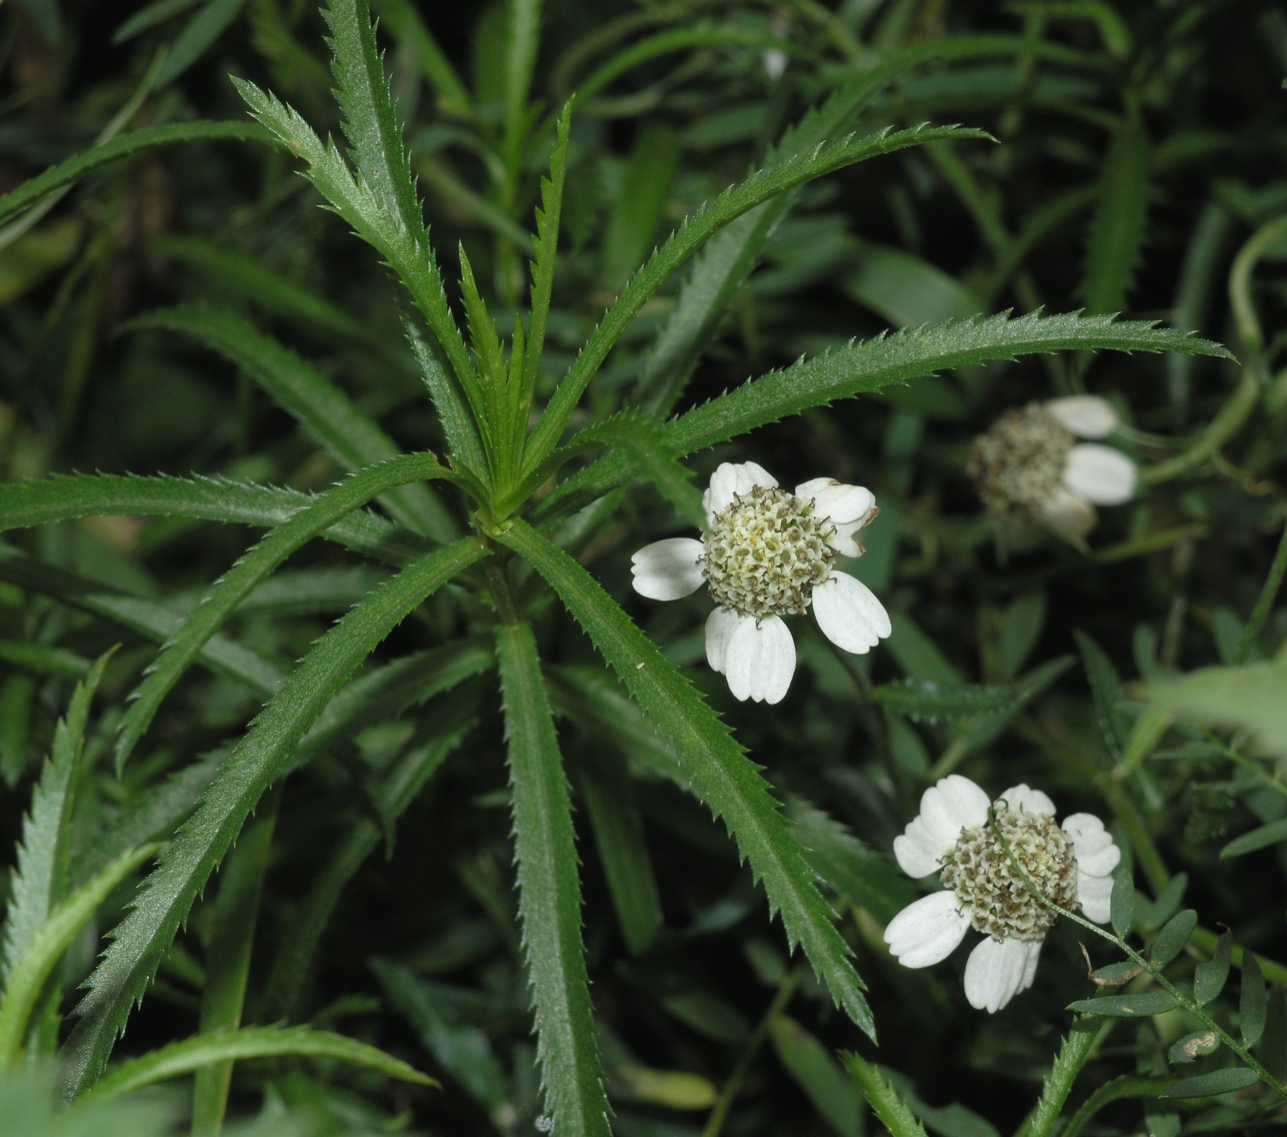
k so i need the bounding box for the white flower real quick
[968,396,1137,544]
[630,461,891,704]
[884,775,1121,1013]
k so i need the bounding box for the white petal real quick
[1076,843,1121,877]
[631,538,705,601]
[1078,872,1114,924]
[964,936,1037,1013]
[883,891,970,969]
[811,572,891,654]
[1045,396,1119,439]
[724,615,796,704]
[917,775,991,849]
[1062,813,1114,858]
[829,519,867,558]
[1063,444,1137,506]
[793,478,877,525]
[1036,487,1097,543]
[1000,784,1056,817]
[705,607,743,675]
[893,825,948,879]
[1019,940,1042,993]
[703,461,777,523]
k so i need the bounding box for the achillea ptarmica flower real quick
[968,396,1137,544]
[884,776,1121,1013]
[630,461,891,704]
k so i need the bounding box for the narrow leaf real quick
[1194,933,1233,1006]
[0,844,158,1066]
[60,538,487,1096]
[79,1025,435,1104]
[1240,953,1267,1048]
[1167,1030,1220,1065]
[497,622,610,1137]
[1220,817,1287,859]
[1082,112,1150,314]
[126,307,457,540]
[1150,910,1197,968]
[1066,992,1177,1017]
[1158,1067,1259,1099]
[497,519,875,1040]
[1110,870,1136,939]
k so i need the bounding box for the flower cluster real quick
[884,776,1120,1013]
[630,461,891,704]
[968,396,1136,544]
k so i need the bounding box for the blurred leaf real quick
[156,0,247,86]
[769,1015,863,1137]
[1147,655,1287,759]
[1240,953,1267,1048]
[1220,817,1287,859]
[615,1066,716,1111]
[1158,1067,1259,1099]
[1110,870,1135,939]
[1082,112,1150,314]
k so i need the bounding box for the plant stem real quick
[1236,520,1287,663]
[844,1052,930,1137]
[701,970,800,1137]
[1013,1022,1114,1137]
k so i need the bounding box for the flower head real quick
[884,776,1121,1013]
[968,396,1137,544]
[630,461,891,704]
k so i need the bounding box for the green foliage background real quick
[0,2,1285,1135]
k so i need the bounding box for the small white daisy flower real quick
[968,396,1137,544]
[884,775,1121,1013]
[630,461,891,705]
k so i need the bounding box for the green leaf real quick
[1194,933,1233,1006]
[1110,870,1136,939]
[0,122,263,225]
[1075,630,1127,762]
[404,319,488,478]
[1167,1030,1220,1065]
[60,537,487,1096]
[871,677,1036,722]
[1240,953,1267,1048]
[191,792,279,1135]
[113,453,452,772]
[156,0,246,86]
[540,312,1232,520]
[601,125,679,290]
[1082,112,1150,314]
[994,592,1046,681]
[496,622,610,1137]
[113,0,202,44]
[1220,817,1287,859]
[578,764,664,957]
[770,1016,863,1137]
[0,640,90,679]
[1066,991,1178,1017]
[0,545,283,698]
[522,99,574,405]
[126,307,457,541]
[1147,655,1287,759]
[526,122,996,470]
[1158,1067,1259,1099]
[233,78,484,446]
[0,472,425,564]
[497,519,875,1041]
[1090,961,1145,987]
[78,1025,435,1104]
[372,0,470,115]
[323,0,424,239]
[1150,909,1197,967]
[844,1054,929,1137]
[1,650,114,985]
[0,844,158,1066]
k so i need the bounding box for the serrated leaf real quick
[1082,112,1149,314]
[114,453,451,772]
[0,472,424,564]
[0,844,158,1065]
[125,307,456,541]
[1159,1067,1259,1099]
[526,122,996,469]
[0,122,263,226]
[1074,629,1127,763]
[497,519,875,1041]
[496,622,610,1137]
[1150,909,1197,967]
[1240,953,1267,1048]
[539,312,1232,521]
[78,1025,435,1104]
[844,1054,929,1137]
[1194,933,1232,1005]
[59,538,486,1096]
[1066,991,1177,1017]
[2,649,114,984]
[1167,1030,1220,1064]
